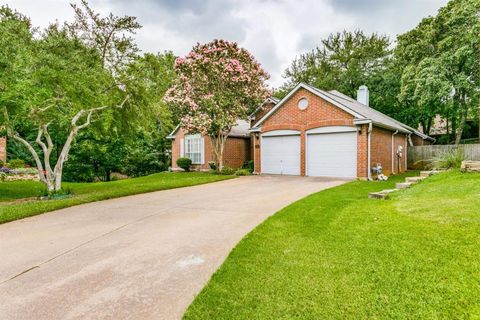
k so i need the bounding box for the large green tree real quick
[281,30,391,99]
[395,0,480,143]
[1,2,139,191]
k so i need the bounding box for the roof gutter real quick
[367,122,373,181]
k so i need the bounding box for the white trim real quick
[353,119,372,125]
[180,138,184,157]
[252,83,365,128]
[367,123,372,180]
[261,130,301,137]
[306,126,357,135]
[405,135,408,171]
[391,130,398,174]
[167,125,180,139]
[200,137,205,164]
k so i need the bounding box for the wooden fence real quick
[408,144,480,168]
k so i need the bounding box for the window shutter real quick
[200,137,205,164]
[180,138,184,157]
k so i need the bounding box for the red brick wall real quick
[0,137,6,165]
[171,128,249,171]
[252,87,408,178]
[357,125,368,178]
[411,135,432,146]
[253,101,276,124]
[370,127,394,175]
[253,88,364,176]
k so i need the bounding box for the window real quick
[184,134,203,164]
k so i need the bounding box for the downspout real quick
[391,130,398,174]
[367,123,372,180]
[406,134,411,171]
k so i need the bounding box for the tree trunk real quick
[210,133,227,172]
[455,103,468,146]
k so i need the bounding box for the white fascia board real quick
[252,83,365,129]
[261,129,301,137]
[306,126,357,134]
[249,127,261,132]
[353,119,372,125]
[167,125,180,139]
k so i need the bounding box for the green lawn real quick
[184,171,480,319]
[0,172,234,224]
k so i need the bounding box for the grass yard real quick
[184,171,480,319]
[0,172,234,224]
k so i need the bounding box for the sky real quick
[4,0,449,88]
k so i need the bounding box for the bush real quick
[177,157,193,172]
[234,169,251,176]
[208,161,217,171]
[219,166,235,175]
[242,160,254,173]
[7,159,25,169]
[433,149,465,169]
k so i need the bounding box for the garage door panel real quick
[261,135,300,175]
[307,132,357,178]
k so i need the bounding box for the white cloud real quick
[3,0,448,87]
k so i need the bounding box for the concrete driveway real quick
[0,175,347,319]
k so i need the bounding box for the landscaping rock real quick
[405,176,426,183]
[420,170,441,178]
[461,161,480,173]
[368,189,398,200]
[396,182,412,189]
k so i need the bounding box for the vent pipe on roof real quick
[357,85,369,106]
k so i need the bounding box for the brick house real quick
[168,83,433,178]
[168,120,251,171]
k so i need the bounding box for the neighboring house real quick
[168,120,251,171]
[0,136,6,164]
[168,83,433,178]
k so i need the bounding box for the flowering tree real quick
[165,39,270,170]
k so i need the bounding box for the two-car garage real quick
[260,127,357,178]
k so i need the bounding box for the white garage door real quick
[307,131,357,178]
[261,133,301,175]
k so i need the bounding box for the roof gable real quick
[252,83,412,134]
[252,83,364,129]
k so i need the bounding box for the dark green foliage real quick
[234,169,250,176]
[176,157,192,172]
[219,166,235,175]
[242,160,254,173]
[6,159,25,168]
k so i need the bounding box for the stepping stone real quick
[396,182,412,189]
[420,170,441,178]
[405,176,426,183]
[368,189,398,199]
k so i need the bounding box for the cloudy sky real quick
[4,0,448,87]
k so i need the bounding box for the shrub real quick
[208,161,217,171]
[234,169,251,176]
[433,149,465,169]
[220,166,235,175]
[0,172,6,182]
[7,159,25,169]
[177,157,193,172]
[242,160,254,173]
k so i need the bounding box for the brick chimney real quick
[357,85,369,106]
